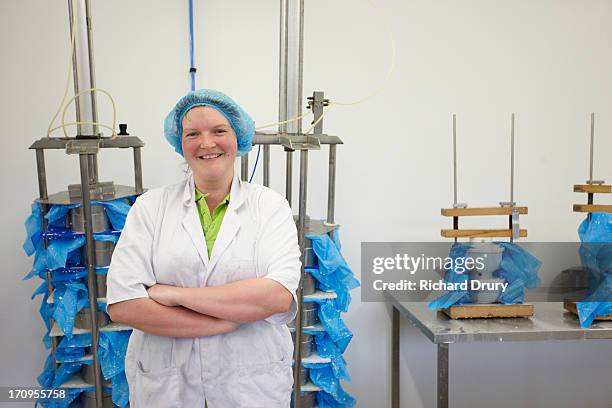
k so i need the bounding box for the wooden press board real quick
[442,303,534,319]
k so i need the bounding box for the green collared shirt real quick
[195,188,230,258]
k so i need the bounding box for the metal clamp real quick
[279,135,321,151]
[66,139,100,155]
[511,207,520,240]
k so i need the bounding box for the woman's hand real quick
[147,284,181,307]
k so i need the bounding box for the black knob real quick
[118,123,129,136]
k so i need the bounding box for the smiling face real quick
[181,106,237,191]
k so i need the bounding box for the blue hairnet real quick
[164,89,255,156]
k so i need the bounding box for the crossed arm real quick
[107,277,293,337]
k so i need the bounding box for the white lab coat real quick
[106,174,301,408]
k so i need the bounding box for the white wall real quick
[1,0,611,407]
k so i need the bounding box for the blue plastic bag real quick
[313,299,353,353]
[576,213,612,328]
[37,353,55,388]
[99,331,130,379]
[428,244,471,309]
[45,199,132,231]
[111,370,130,408]
[306,232,360,312]
[52,282,89,338]
[99,199,132,230]
[314,332,351,381]
[23,202,43,255]
[429,242,541,309]
[307,364,356,407]
[46,237,85,270]
[31,282,53,348]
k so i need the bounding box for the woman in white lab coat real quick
[106,89,301,407]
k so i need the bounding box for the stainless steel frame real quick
[31,136,144,408]
[387,292,612,408]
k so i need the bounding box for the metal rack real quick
[29,1,142,406]
[441,114,527,241]
[245,90,343,407]
[239,1,348,405]
[30,135,143,407]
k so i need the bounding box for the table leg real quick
[392,306,399,408]
[437,343,449,408]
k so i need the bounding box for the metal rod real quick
[510,113,515,204]
[133,147,144,193]
[67,0,82,135]
[452,114,457,206]
[297,0,305,134]
[278,0,288,135]
[241,155,249,181]
[84,0,99,135]
[392,307,400,408]
[292,148,309,406]
[327,145,337,224]
[437,343,449,408]
[286,151,293,204]
[35,149,59,369]
[589,112,595,183]
[78,154,103,408]
[279,0,292,203]
[87,155,98,184]
[263,145,270,187]
[35,150,48,200]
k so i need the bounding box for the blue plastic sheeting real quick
[24,233,117,279]
[429,243,541,309]
[46,237,85,271]
[111,371,129,408]
[45,199,132,231]
[305,298,353,353]
[23,202,43,256]
[31,283,53,348]
[313,332,351,381]
[53,361,89,388]
[317,390,357,408]
[52,282,89,338]
[99,331,130,379]
[576,213,612,327]
[56,331,131,407]
[307,364,356,408]
[37,354,55,388]
[306,231,360,312]
[428,244,471,309]
[578,212,612,242]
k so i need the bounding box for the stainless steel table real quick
[385,291,612,408]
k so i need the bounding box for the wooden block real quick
[563,300,612,321]
[573,204,612,213]
[441,229,528,238]
[441,207,528,217]
[573,184,612,194]
[442,303,534,319]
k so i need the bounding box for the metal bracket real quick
[511,208,520,240]
[452,203,468,209]
[586,180,605,185]
[499,201,516,208]
[66,139,100,155]
[68,181,116,201]
[280,135,321,151]
[306,95,330,110]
